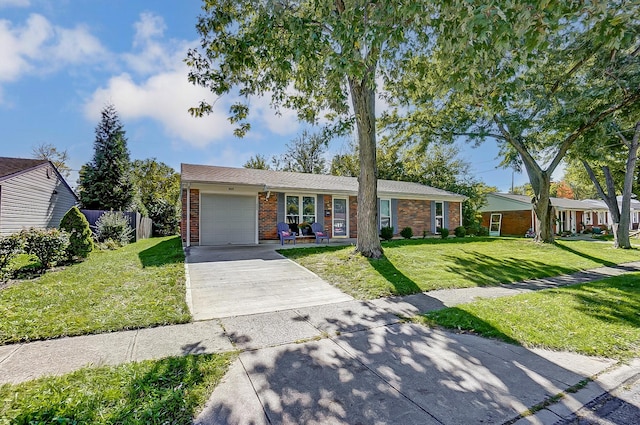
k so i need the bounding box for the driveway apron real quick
[185,245,353,320]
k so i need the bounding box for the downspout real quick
[459,202,463,228]
[186,183,191,247]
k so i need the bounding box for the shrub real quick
[0,234,23,279]
[477,226,490,236]
[59,206,93,260]
[148,199,179,236]
[439,228,449,239]
[94,211,134,247]
[422,229,428,239]
[380,226,394,241]
[400,227,413,239]
[21,228,69,269]
[454,226,466,238]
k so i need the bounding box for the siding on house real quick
[0,164,77,235]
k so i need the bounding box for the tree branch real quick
[548,90,640,173]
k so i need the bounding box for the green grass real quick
[419,274,640,359]
[280,237,640,299]
[0,236,190,345]
[0,352,235,425]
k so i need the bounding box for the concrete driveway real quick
[185,245,353,320]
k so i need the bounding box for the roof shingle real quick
[181,163,465,200]
[0,157,48,180]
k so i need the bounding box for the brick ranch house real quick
[480,192,640,236]
[181,164,466,246]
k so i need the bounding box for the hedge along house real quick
[0,157,78,236]
[480,192,610,236]
[181,164,466,246]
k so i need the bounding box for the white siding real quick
[0,165,77,235]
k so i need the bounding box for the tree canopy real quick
[31,143,71,178]
[187,0,434,258]
[383,1,640,243]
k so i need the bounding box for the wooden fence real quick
[80,210,152,242]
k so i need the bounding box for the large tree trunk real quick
[582,162,625,247]
[349,77,383,258]
[522,163,555,243]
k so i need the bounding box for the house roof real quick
[181,163,466,201]
[0,157,48,181]
[484,192,633,211]
[0,156,78,201]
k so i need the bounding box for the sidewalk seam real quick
[0,344,22,366]
[239,356,273,425]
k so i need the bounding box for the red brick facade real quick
[397,199,430,235]
[258,192,278,240]
[181,188,462,244]
[181,188,200,244]
[481,210,532,236]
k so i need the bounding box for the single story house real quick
[480,192,639,236]
[0,157,78,236]
[180,164,466,246]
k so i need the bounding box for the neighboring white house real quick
[0,157,78,236]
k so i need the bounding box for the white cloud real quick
[0,0,30,8]
[84,68,235,147]
[0,13,109,102]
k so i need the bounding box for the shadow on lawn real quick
[138,237,184,267]
[568,277,640,329]
[443,252,574,286]
[368,256,422,295]
[554,241,619,267]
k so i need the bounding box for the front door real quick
[489,213,502,236]
[333,197,348,237]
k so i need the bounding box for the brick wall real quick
[349,196,358,238]
[322,195,333,238]
[258,192,278,240]
[448,202,461,231]
[481,210,531,236]
[397,199,429,236]
[181,188,200,244]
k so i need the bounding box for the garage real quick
[200,193,257,245]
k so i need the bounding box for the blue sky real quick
[0,0,530,191]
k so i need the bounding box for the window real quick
[583,212,592,225]
[598,211,608,225]
[286,195,316,224]
[435,201,444,231]
[380,199,391,229]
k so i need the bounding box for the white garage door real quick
[200,194,257,245]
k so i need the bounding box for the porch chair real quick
[277,222,296,245]
[311,222,330,244]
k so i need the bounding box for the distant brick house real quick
[180,164,466,246]
[479,192,639,236]
[0,157,78,236]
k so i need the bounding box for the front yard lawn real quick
[280,237,640,299]
[0,236,190,345]
[419,273,640,359]
[0,352,235,424]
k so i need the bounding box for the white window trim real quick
[332,196,349,238]
[285,193,317,225]
[379,198,392,229]
[435,201,444,231]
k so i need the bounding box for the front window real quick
[380,199,391,229]
[598,211,608,225]
[286,195,315,224]
[435,201,444,231]
[583,212,592,225]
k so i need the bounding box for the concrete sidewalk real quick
[1,261,640,424]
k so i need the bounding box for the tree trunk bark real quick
[349,77,383,258]
[582,162,624,247]
[615,122,640,248]
[522,163,555,243]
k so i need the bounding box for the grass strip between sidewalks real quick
[0,236,190,345]
[280,237,640,299]
[0,352,235,424]
[418,273,640,359]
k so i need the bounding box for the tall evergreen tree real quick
[79,103,134,210]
